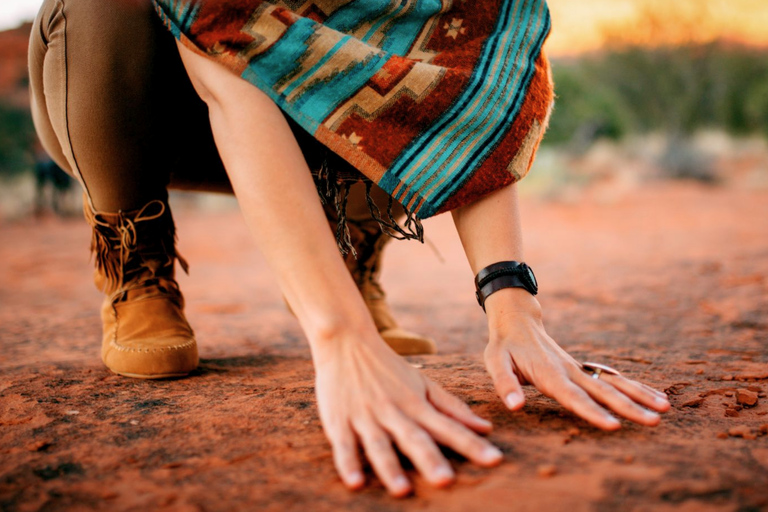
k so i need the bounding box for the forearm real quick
[176,43,375,348]
[451,183,542,336]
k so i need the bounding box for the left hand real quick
[483,295,671,430]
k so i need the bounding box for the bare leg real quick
[452,184,671,427]
[175,43,502,496]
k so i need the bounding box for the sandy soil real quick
[1,182,767,511]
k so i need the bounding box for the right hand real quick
[312,330,504,497]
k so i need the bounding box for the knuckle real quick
[402,425,430,445]
[403,399,432,417]
[368,436,392,453]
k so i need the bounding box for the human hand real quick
[312,331,504,497]
[483,292,671,430]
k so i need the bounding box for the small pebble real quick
[695,369,704,375]
[623,455,634,464]
[129,420,139,426]
[25,440,52,452]
[760,424,768,434]
[537,464,557,478]
[736,389,759,407]
[725,409,740,417]
[725,391,734,397]
[722,375,734,381]
[728,425,753,438]
[65,410,80,415]
[567,427,581,437]
[716,432,729,439]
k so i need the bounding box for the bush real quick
[545,42,768,147]
[0,102,35,177]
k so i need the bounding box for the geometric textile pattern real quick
[153,0,553,218]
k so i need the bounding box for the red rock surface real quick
[1,182,767,511]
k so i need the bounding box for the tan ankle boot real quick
[345,218,437,356]
[84,199,198,379]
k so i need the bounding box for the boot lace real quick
[86,200,189,300]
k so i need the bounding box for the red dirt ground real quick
[1,182,767,511]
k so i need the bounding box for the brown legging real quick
[28,0,398,219]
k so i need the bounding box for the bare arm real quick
[176,43,503,497]
[452,184,670,428]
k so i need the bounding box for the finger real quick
[355,419,412,497]
[377,406,455,488]
[425,380,493,434]
[640,382,669,400]
[327,421,365,490]
[602,374,671,412]
[417,408,503,468]
[549,378,622,430]
[485,349,526,410]
[571,371,661,426]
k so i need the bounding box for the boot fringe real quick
[83,198,188,295]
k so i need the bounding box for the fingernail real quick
[605,416,621,427]
[505,392,524,409]
[346,471,364,487]
[481,446,504,464]
[433,465,455,482]
[392,475,410,493]
[643,410,660,420]
[655,396,669,405]
[475,416,493,428]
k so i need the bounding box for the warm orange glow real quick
[546,0,768,56]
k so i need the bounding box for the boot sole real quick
[112,370,192,380]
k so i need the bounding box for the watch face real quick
[525,266,537,288]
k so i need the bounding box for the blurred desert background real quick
[1,1,767,511]
[2,0,768,212]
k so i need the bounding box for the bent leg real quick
[28,0,228,210]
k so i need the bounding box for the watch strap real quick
[474,261,538,311]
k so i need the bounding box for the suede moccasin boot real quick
[344,217,437,356]
[85,199,198,379]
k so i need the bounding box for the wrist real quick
[303,310,382,360]
[484,287,543,337]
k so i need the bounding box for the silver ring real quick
[581,361,621,379]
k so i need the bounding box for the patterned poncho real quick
[154,0,553,222]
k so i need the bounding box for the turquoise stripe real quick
[430,12,550,208]
[242,18,317,90]
[240,18,321,132]
[380,0,521,186]
[361,2,404,41]
[291,51,388,121]
[325,0,391,34]
[154,0,200,39]
[384,0,527,206]
[382,0,550,215]
[281,35,350,99]
[400,1,533,204]
[242,18,388,133]
[326,0,444,56]
[411,1,544,203]
[379,0,444,56]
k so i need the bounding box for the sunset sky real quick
[1,0,767,56]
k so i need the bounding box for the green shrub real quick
[545,42,768,146]
[0,102,35,177]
